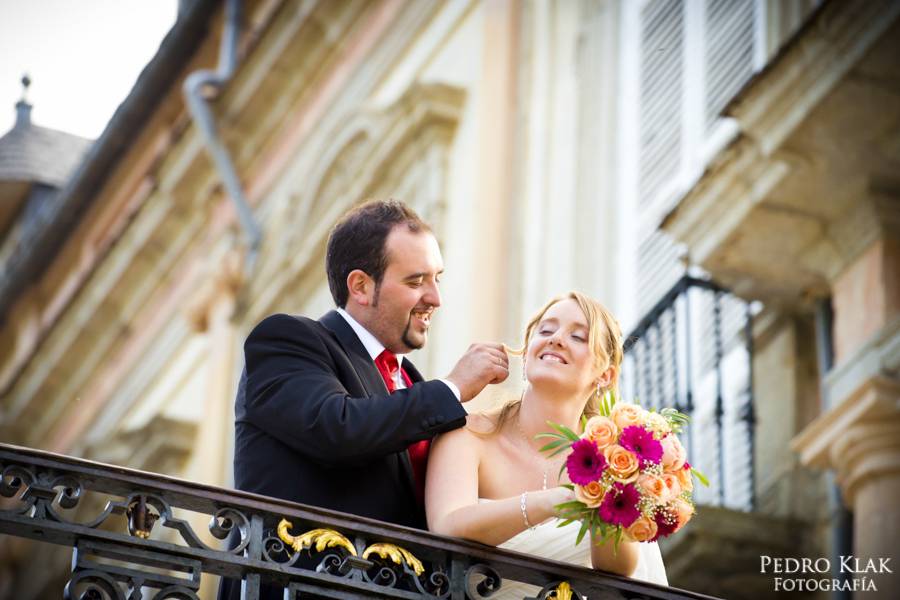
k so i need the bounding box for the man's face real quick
[365,227,444,353]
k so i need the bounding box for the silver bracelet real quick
[520,492,535,530]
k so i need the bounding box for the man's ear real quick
[346,270,373,307]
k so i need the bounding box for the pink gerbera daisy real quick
[598,482,641,528]
[619,426,664,466]
[566,438,607,485]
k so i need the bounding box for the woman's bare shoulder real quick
[465,411,500,435]
[434,413,497,449]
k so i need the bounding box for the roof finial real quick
[15,73,33,128]
[20,74,31,101]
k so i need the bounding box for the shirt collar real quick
[336,308,407,364]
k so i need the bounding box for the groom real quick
[220,200,509,598]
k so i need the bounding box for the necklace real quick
[515,412,559,490]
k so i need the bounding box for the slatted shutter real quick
[638,0,684,210]
[705,0,756,132]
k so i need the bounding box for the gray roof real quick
[0,103,93,187]
[0,0,220,325]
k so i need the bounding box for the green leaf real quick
[613,526,623,554]
[597,390,616,417]
[692,467,710,487]
[575,520,590,546]
[554,501,587,511]
[546,421,581,442]
[538,439,570,453]
[546,447,571,458]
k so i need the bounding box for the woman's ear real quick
[346,270,373,307]
[595,365,616,390]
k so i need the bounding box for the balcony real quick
[0,443,718,599]
[623,276,755,512]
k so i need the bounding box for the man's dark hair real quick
[326,199,430,307]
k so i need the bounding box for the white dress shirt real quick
[335,308,460,399]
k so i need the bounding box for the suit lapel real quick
[320,310,388,396]
[319,311,419,503]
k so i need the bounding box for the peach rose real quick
[604,444,639,482]
[637,473,669,504]
[671,498,694,529]
[625,515,659,542]
[675,465,694,493]
[574,480,605,508]
[661,473,682,499]
[645,412,671,436]
[610,403,644,431]
[584,416,618,450]
[660,435,686,472]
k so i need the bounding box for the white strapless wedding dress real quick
[481,502,668,599]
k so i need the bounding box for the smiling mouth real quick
[539,352,567,364]
[411,308,432,328]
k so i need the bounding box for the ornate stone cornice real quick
[245,82,466,321]
[728,0,900,155]
[792,314,900,503]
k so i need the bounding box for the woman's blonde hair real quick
[486,291,624,434]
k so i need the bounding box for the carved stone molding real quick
[184,247,245,332]
[792,359,900,506]
[727,0,900,155]
[248,82,466,320]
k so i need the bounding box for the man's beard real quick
[401,315,426,350]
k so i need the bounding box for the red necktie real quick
[374,350,430,507]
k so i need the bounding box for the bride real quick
[425,292,667,596]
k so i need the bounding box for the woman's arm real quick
[425,425,571,546]
[590,534,640,576]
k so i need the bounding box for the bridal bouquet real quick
[539,394,707,547]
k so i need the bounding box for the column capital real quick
[793,375,900,505]
[184,249,244,332]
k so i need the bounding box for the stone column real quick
[185,249,244,489]
[183,249,244,599]
[793,223,900,598]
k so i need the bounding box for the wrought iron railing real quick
[622,275,756,511]
[0,443,719,599]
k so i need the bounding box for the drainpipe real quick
[814,298,852,600]
[183,0,261,274]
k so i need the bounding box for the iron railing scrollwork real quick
[0,444,719,599]
[623,275,756,511]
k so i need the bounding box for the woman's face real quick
[525,298,603,397]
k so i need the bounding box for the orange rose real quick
[574,481,605,508]
[625,515,659,542]
[584,416,618,450]
[675,465,694,493]
[637,473,668,504]
[661,473,682,499]
[671,498,694,529]
[604,444,639,482]
[660,435,686,472]
[610,403,644,431]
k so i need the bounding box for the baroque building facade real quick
[0,1,896,598]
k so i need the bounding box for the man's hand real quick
[445,343,509,402]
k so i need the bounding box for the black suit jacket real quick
[234,310,467,523]
[221,311,467,598]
